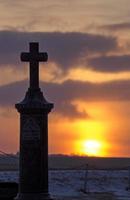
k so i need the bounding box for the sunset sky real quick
[0,0,130,157]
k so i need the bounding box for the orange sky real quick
[0,0,130,157]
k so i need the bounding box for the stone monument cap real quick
[15,42,53,113]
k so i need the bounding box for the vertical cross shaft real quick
[21,42,48,90]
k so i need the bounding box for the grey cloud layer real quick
[0,31,117,70]
[1,30,130,73]
[88,55,130,72]
[0,30,130,74]
[100,22,130,31]
[0,79,129,119]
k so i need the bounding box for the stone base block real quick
[14,192,53,200]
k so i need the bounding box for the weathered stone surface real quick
[15,42,53,200]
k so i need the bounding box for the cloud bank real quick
[0,31,117,72]
[0,79,130,119]
[1,30,130,74]
[88,55,130,72]
[100,22,130,31]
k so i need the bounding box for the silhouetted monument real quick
[15,42,53,200]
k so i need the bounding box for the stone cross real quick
[21,42,48,90]
[15,42,53,200]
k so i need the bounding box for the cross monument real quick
[15,42,53,200]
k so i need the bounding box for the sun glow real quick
[76,140,104,157]
[83,140,101,156]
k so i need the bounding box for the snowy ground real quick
[0,170,130,199]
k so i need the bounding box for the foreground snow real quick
[0,170,130,199]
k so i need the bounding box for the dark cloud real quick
[0,80,89,120]
[0,31,117,71]
[0,79,130,119]
[44,79,130,102]
[100,22,130,31]
[88,55,130,72]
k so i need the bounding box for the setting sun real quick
[83,140,101,156]
[75,139,107,157]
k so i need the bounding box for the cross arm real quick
[21,52,48,62]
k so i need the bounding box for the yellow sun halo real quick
[83,140,101,156]
[76,140,103,156]
[73,120,108,156]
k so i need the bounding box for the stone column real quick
[15,89,53,200]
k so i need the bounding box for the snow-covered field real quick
[0,170,130,199]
